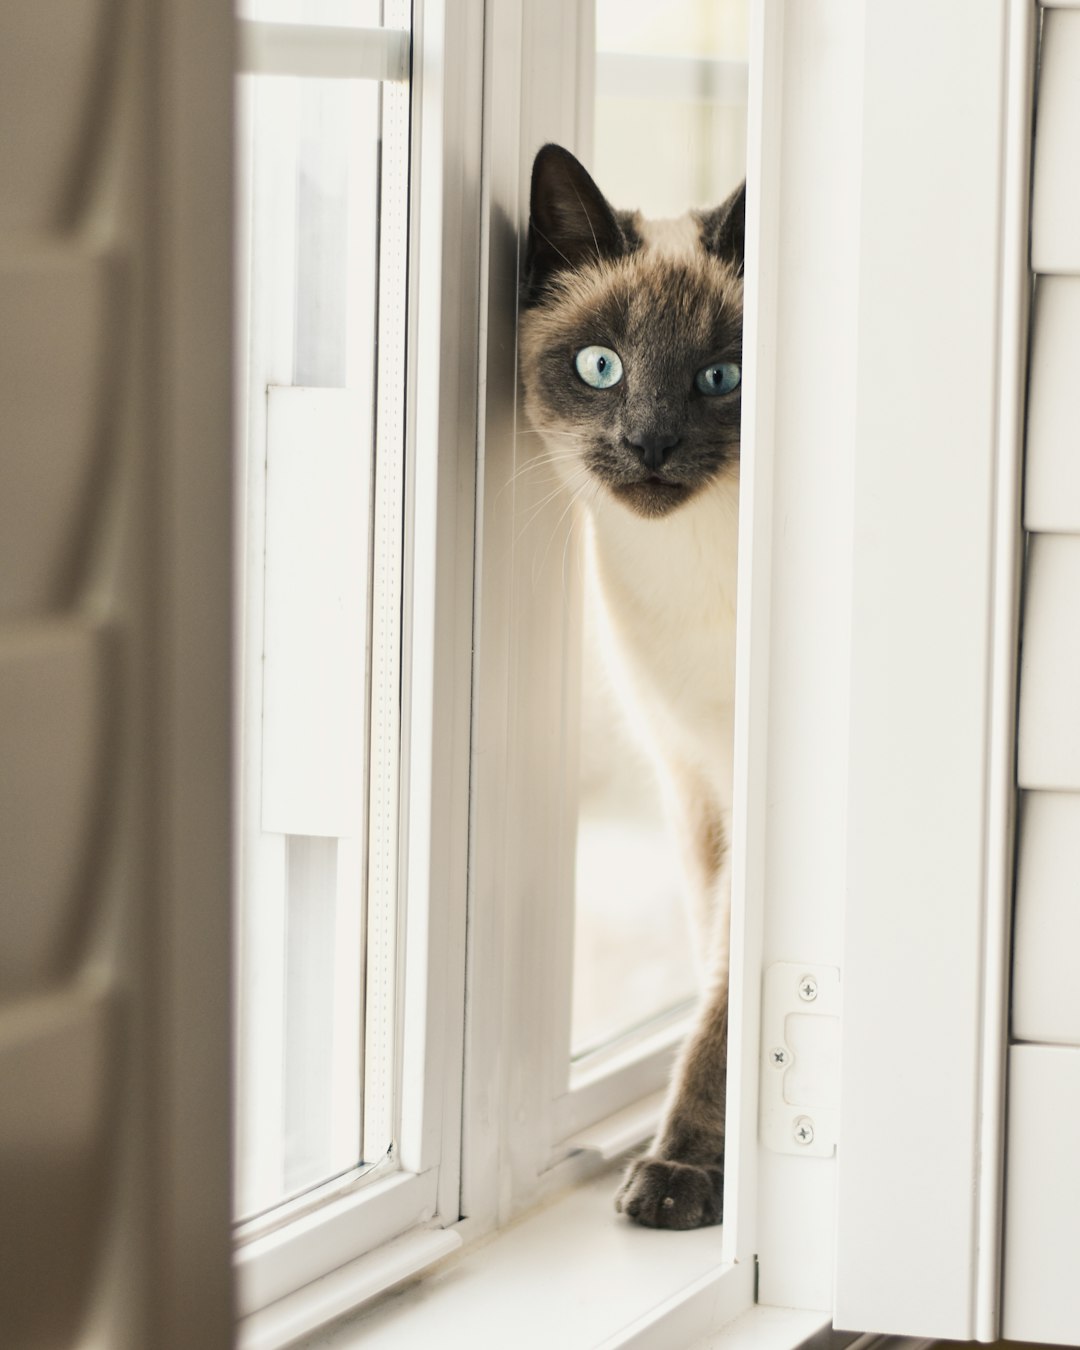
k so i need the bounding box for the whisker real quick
[532,472,593,588]
[513,469,589,548]
[532,225,574,271]
[494,451,578,505]
[494,468,562,509]
[570,183,603,266]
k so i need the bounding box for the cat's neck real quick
[586,470,740,600]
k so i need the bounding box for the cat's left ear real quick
[524,144,627,300]
[698,180,746,274]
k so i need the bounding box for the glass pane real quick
[238,0,377,26]
[234,4,403,1223]
[594,0,747,217]
[570,0,749,1059]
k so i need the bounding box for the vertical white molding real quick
[732,0,866,1308]
[395,0,484,1216]
[835,0,1012,1337]
[725,0,784,1271]
[464,0,594,1232]
[976,0,1035,1338]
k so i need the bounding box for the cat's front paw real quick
[614,1155,724,1230]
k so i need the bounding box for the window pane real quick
[234,4,403,1222]
[571,0,749,1059]
[237,0,376,26]
[594,0,747,217]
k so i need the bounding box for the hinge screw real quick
[770,1046,790,1067]
[798,975,818,1002]
[793,1116,815,1146]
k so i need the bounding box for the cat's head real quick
[519,144,744,520]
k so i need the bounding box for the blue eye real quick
[695,362,741,396]
[575,345,624,390]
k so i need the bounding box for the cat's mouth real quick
[610,474,693,518]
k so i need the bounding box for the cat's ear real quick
[699,180,746,274]
[525,144,626,298]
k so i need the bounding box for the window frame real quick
[234,0,1033,1345]
[463,0,763,1234]
[235,2,766,1338]
[233,0,484,1321]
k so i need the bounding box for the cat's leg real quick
[615,784,730,1230]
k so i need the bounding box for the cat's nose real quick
[626,432,681,473]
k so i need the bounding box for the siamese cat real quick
[519,144,744,1230]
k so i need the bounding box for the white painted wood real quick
[238,1228,462,1350]
[464,0,602,1233]
[1031,8,1080,274]
[1002,1045,1080,1342]
[236,1169,439,1317]
[729,0,865,1306]
[556,1016,686,1143]
[689,1307,833,1350]
[974,4,1034,1334]
[362,18,411,1163]
[835,1,1012,1337]
[0,978,115,1348]
[566,1089,665,1162]
[0,245,115,616]
[1012,791,1080,1045]
[724,0,783,1273]
[0,619,111,992]
[393,0,481,1200]
[260,386,369,839]
[0,0,112,228]
[315,1170,749,1350]
[1025,278,1080,531]
[1018,534,1080,790]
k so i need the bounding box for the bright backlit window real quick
[570,0,749,1061]
[233,0,408,1229]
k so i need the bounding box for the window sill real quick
[238,1165,829,1350]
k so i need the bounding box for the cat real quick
[519,144,744,1230]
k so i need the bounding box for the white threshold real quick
[238,1165,829,1350]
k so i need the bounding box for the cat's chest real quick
[588,480,739,730]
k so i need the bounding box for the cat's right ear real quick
[699,180,746,275]
[524,144,625,301]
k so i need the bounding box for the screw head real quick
[769,1046,790,1068]
[793,1116,815,1146]
[798,975,818,1003]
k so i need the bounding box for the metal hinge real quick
[760,962,840,1157]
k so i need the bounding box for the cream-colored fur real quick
[584,474,738,954]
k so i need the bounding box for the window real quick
[233,5,391,1224]
[233,4,758,1338]
[570,0,749,1078]
[4,0,1063,1346]
[233,1,474,1324]
[230,0,763,1334]
[228,2,1037,1347]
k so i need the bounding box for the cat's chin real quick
[609,477,695,519]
